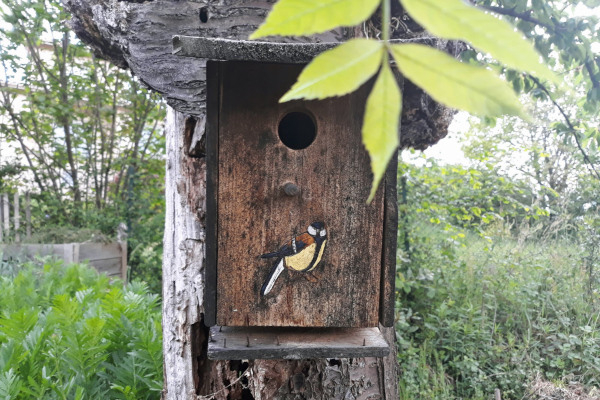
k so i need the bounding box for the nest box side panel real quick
[215,61,384,327]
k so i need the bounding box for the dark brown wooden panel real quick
[380,155,398,327]
[204,60,220,327]
[215,61,384,327]
[207,326,389,360]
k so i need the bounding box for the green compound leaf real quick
[280,39,384,102]
[390,44,529,120]
[362,62,401,203]
[250,0,380,39]
[399,0,559,85]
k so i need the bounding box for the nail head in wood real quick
[363,338,366,346]
[246,335,250,347]
[282,182,300,197]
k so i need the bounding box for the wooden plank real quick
[74,243,80,264]
[380,152,399,327]
[0,243,123,277]
[13,193,19,243]
[63,243,75,264]
[78,243,122,260]
[204,60,220,327]
[0,244,64,259]
[173,36,437,64]
[25,192,31,239]
[90,257,122,275]
[207,326,390,360]
[216,62,384,328]
[3,194,9,239]
[120,241,127,281]
[0,244,63,260]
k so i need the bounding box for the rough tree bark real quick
[62,0,457,398]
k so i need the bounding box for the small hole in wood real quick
[328,359,341,366]
[278,111,316,150]
[199,7,209,23]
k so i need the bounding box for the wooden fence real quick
[0,192,30,243]
[0,192,127,280]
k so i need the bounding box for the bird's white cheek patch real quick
[320,229,326,237]
[308,225,317,236]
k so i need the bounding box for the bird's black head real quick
[307,221,326,238]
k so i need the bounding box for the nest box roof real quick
[172,36,436,63]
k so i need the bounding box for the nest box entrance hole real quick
[277,111,316,150]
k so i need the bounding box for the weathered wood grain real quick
[61,0,410,395]
[162,109,207,398]
[203,61,219,327]
[380,153,399,327]
[78,242,121,260]
[213,61,383,328]
[207,326,390,360]
[173,35,437,64]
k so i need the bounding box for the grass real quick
[396,229,600,399]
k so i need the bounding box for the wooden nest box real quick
[173,36,398,360]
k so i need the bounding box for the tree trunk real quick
[163,107,398,399]
[61,1,460,398]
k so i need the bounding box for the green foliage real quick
[250,0,380,38]
[0,260,162,399]
[0,0,166,292]
[397,153,600,399]
[251,0,551,200]
[401,159,547,240]
[400,0,558,85]
[362,62,401,201]
[397,234,600,399]
[0,0,166,223]
[279,39,384,102]
[390,44,527,120]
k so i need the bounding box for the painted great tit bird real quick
[260,222,327,296]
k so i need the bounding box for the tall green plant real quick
[0,260,162,399]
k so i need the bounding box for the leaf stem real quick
[382,0,390,64]
[382,0,390,43]
[529,75,600,181]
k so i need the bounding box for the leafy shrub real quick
[0,259,162,399]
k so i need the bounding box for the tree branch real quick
[585,61,600,89]
[471,1,556,31]
[529,75,600,181]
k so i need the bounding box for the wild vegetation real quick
[396,122,600,398]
